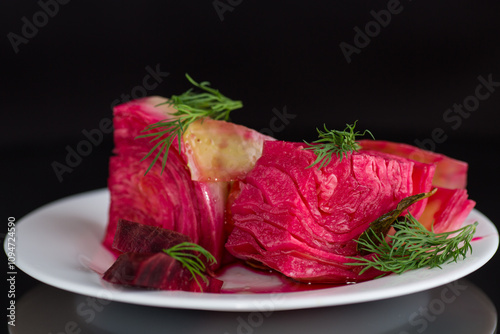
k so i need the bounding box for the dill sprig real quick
[136,74,243,175]
[303,121,374,169]
[348,214,478,275]
[357,189,437,255]
[164,242,217,290]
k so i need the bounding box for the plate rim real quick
[6,188,499,312]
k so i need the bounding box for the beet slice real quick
[103,253,150,285]
[104,219,222,292]
[112,219,191,253]
[103,252,223,293]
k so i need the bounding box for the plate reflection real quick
[10,279,496,334]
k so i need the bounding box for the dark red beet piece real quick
[103,253,151,285]
[112,219,191,254]
[103,252,223,292]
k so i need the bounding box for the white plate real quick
[6,189,498,312]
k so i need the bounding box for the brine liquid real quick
[216,263,347,294]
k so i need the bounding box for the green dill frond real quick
[303,121,374,169]
[347,214,477,275]
[164,242,217,290]
[136,74,242,175]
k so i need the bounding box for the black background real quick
[2,0,500,331]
